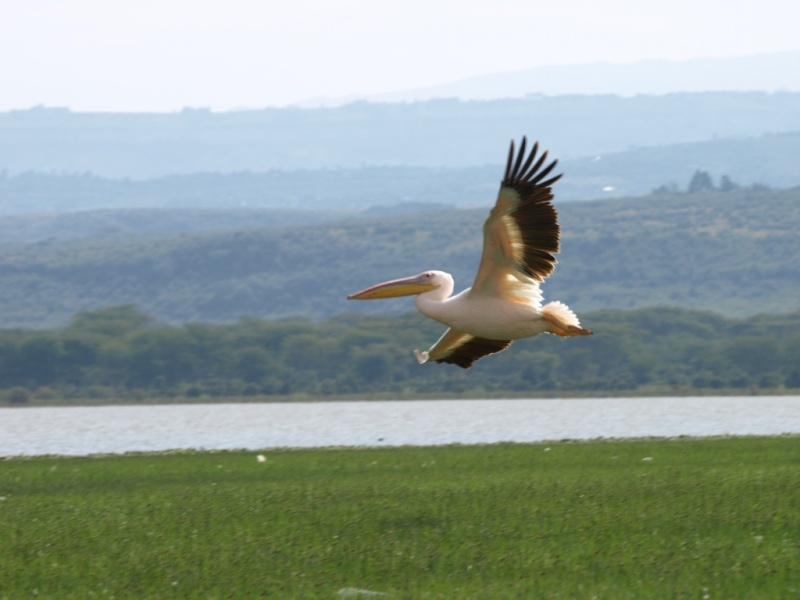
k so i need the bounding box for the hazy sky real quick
[3,0,799,112]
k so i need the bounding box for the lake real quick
[2,396,799,457]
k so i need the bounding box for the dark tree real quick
[688,170,715,193]
[7,386,31,404]
[719,174,738,192]
[652,182,679,195]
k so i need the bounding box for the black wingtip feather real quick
[529,158,559,186]
[502,137,561,190]
[504,139,516,181]
[510,137,527,180]
[498,136,563,282]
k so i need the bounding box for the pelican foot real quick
[558,325,593,337]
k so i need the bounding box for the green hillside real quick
[0,207,347,243]
[0,186,797,328]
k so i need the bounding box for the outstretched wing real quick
[416,328,512,369]
[470,137,562,303]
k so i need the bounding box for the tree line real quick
[2,305,799,404]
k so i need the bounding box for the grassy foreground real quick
[2,438,799,599]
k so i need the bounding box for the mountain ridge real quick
[298,51,800,106]
[3,92,800,177]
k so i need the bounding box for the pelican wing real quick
[423,328,512,369]
[471,137,562,301]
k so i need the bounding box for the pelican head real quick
[348,270,453,300]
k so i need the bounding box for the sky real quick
[3,0,800,112]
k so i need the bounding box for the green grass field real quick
[2,437,799,599]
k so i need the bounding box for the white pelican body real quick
[416,280,561,340]
[348,137,592,368]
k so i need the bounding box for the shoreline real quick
[3,387,799,408]
[4,432,800,461]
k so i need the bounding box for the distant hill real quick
[0,186,798,328]
[2,92,800,177]
[2,130,799,218]
[564,130,800,198]
[316,51,800,105]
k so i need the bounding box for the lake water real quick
[2,396,799,457]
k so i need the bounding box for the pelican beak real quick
[348,274,439,300]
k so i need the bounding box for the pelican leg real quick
[549,323,593,337]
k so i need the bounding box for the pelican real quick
[347,136,592,368]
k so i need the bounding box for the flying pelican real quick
[347,136,592,368]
